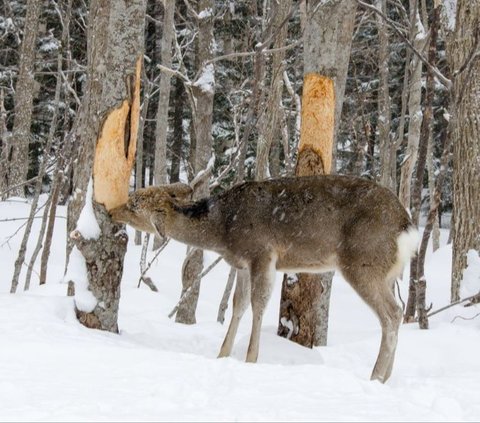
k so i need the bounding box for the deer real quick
[110,175,419,383]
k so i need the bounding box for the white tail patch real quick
[392,226,420,279]
[398,226,420,263]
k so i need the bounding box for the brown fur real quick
[110,175,418,382]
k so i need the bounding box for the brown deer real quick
[110,175,419,383]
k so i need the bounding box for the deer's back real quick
[210,175,411,271]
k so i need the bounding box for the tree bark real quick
[7,0,42,197]
[399,1,427,210]
[170,76,185,183]
[134,76,152,246]
[152,0,175,250]
[255,0,291,180]
[154,0,175,186]
[278,0,357,348]
[0,89,10,198]
[66,0,146,332]
[375,0,394,191]
[9,30,66,293]
[448,0,480,302]
[404,4,439,327]
[176,0,215,324]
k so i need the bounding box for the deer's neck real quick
[165,199,223,253]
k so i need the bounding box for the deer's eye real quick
[128,198,138,210]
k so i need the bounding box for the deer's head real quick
[110,183,193,237]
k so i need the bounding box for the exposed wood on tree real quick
[93,58,141,211]
[297,74,335,175]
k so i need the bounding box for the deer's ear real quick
[150,214,165,238]
[165,183,193,201]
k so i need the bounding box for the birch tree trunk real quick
[399,2,427,209]
[176,0,215,324]
[7,0,42,197]
[448,0,480,301]
[278,0,357,347]
[66,0,146,332]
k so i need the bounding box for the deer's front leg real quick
[246,254,276,363]
[218,268,250,358]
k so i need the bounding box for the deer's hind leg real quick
[342,266,402,383]
[245,254,276,363]
[218,269,250,358]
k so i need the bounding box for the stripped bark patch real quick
[93,56,142,211]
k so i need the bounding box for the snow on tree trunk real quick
[448,0,480,302]
[65,0,145,332]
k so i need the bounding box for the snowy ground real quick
[1,196,480,422]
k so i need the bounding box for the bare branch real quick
[355,0,452,90]
[168,256,223,319]
[427,293,480,318]
[451,312,480,323]
[137,237,170,289]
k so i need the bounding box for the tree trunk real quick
[399,2,427,209]
[426,132,441,252]
[134,76,152,246]
[255,0,291,180]
[375,0,394,191]
[154,0,174,186]
[278,0,357,348]
[448,0,480,302]
[170,76,185,183]
[176,0,215,324]
[7,0,42,197]
[66,0,146,332]
[0,89,10,198]
[152,0,175,250]
[9,40,65,293]
[404,4,439,327]
[23,0,74,289]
